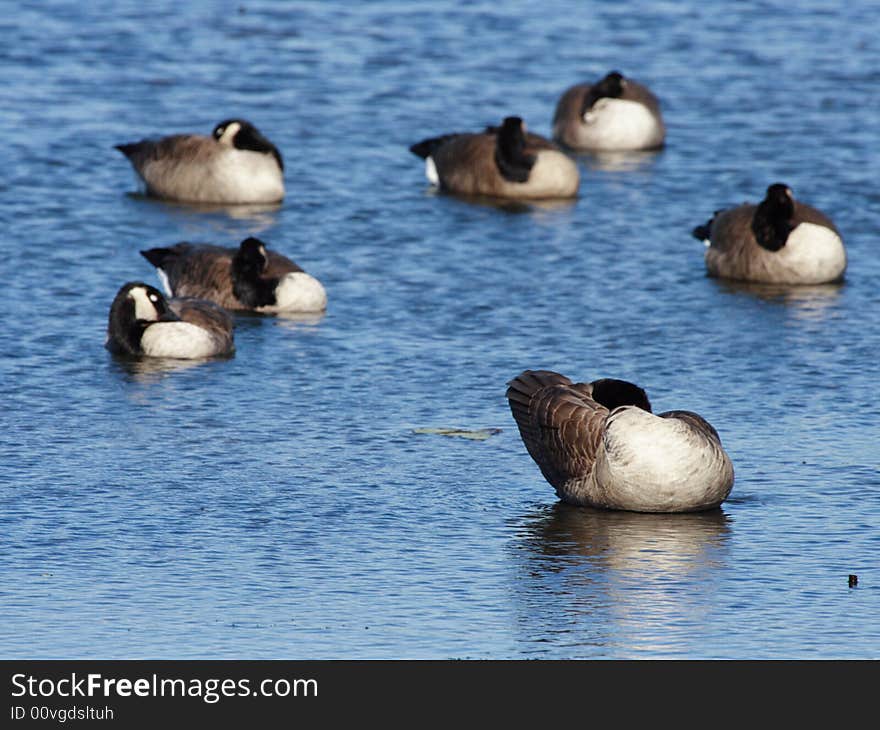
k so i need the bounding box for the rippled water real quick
[1,1,878,659]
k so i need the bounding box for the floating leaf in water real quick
[413,427,502,441]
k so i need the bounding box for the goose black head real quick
[752,182,795,251]
[764,183,794,210]
[107,282,178,356]
[596,71,626,97]
[212,119,284,171]
[494,116,535,183]
[590,378,652,413]
[231,237,278,308]
[581,71,627,116]
[233,237,269,275]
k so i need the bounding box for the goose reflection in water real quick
[230,309,327,331]
[109,353,220,383]
[576,148,662,173]
[419,187,579,215]
[715,280,844,321]
[511,503,732,656]
[125,192,282,232]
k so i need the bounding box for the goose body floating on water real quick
[106,282,234,359]
[506,370,734,513]
[552,71,665,151]
[692,183,846,285]
[140,237,327,314]
[115,119,284,204]
[409,116,579,200]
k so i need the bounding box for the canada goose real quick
[115,119,284,204]
[409,116,579,199]
[552,71,665,151]
[506,370,734,513]
[692,183,847,285]
[106,282,235,359]
[140,237,327,314]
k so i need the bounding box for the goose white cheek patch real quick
[217,121,241,145]
[129,287,159,321]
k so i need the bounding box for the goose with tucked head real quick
[409,116,579,200]
[507,370,734,513]
[692,183,847,284]
[106,282,234,359]
[140,236,327,314]
[553,71,665,151]
[115,119,284,204]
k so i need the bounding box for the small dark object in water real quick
[848,574,858,588]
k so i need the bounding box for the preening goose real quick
[506,370,734,513]
[106,282,235,359]
[115,119,284,204]
[552,71,665,151]
[140,237,327,314]
[409,116,579,200]
[692,183,846,285]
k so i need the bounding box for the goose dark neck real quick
[494,117,535,183]
[752,187,795,251]
[236,131,284,171]
[591,378,652,413]
[231,238,280,308]
[226,121,284,171]
[107,299,146,356]
[581,71,625,116]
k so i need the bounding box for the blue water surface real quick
[0,0,878,658]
